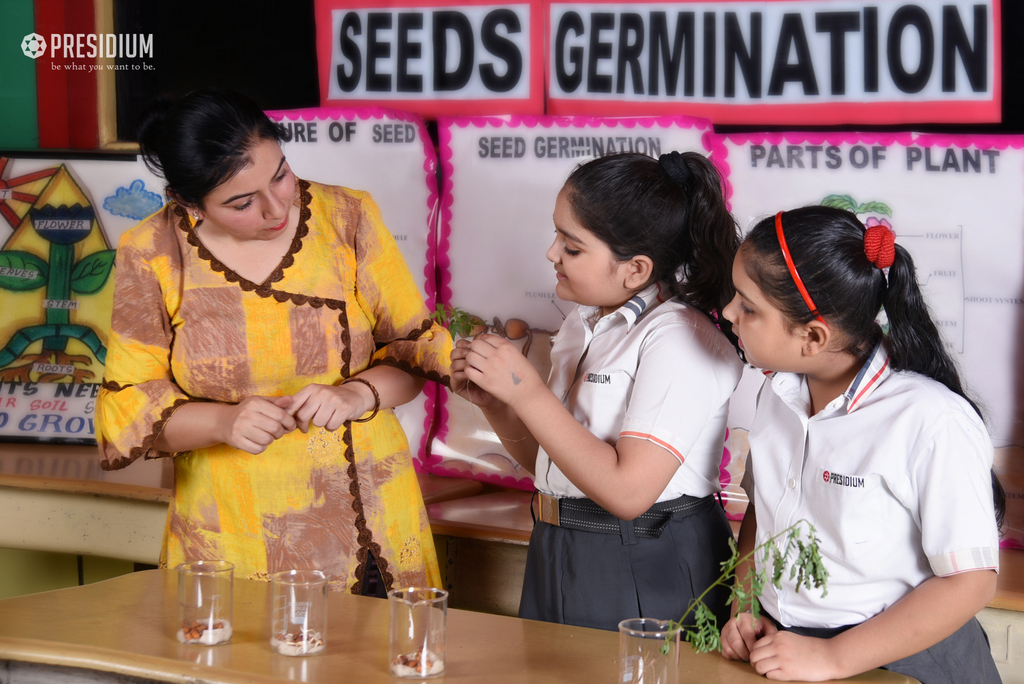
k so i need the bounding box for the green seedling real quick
[430,304,483,339]
[664,519,829,655]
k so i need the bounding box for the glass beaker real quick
[618,618,681,684]
[176,560,234,645]
[270,569,328,656]
[388,587,448,678]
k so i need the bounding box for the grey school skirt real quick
[779,616,1002,683]
[518,493,734,632]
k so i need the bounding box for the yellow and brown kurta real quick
[98,180,450,592]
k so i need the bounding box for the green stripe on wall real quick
[0,0,40,149]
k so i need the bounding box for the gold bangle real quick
[343,377,380,423]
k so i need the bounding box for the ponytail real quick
[883,245,968,402]
[662,152,741,337]
[883,244,1006,528]
[743,206,1006,527]
[564,152,740,340]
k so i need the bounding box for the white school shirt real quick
[534,282,743,501]
[745,342,999,629]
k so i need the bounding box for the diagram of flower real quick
[0,161,115,383]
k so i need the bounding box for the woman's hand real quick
[748,631,839,681]
[221,396,297,454]
[721,611,777,662]
[456,334,543,409]
[450,338,502,409]
[288,383,375,432]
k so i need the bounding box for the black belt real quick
[533,491,718,541]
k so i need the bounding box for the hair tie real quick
[864,223,896,270]
[775,211,827,327]
[659,152,691,188]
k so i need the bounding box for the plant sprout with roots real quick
[663,519,829,655]
[430,304,485,339]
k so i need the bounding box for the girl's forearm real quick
[479,403,540,473]
[732,505,758,612]
[826,569,997,678]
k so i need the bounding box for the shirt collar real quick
[770,340,891,416]
[617,282,667,331]
[842,341,891,412]
[577,282,668,332]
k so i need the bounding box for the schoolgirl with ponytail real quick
[720,206,1003,682]
[450,151,744,631]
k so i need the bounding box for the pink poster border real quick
[428,114,713,490]
[542,0,1002,126]
[709,131,917,211]
[314,0,546,117]
[711,129,1024,540]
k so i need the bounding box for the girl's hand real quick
[288,383,375,432]
[721,611,776,662]
[458,333,543,409]
[748,631,840,681]
[450,338,502,409]
[222,396,297,454]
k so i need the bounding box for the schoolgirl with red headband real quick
[450,152,744,631]
[720,206,1006,682]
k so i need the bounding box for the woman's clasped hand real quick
[219,380,381,454]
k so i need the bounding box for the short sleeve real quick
[913,411,1000,576]
[620,319,741,465]
[350,193,452,386]
[97,216,191,470]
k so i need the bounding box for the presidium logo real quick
[21,33,46,59]
[20,31,153,60]
[822,470,866,489]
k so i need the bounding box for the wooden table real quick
[0,570,914,684]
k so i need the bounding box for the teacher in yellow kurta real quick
[97,89,451,596]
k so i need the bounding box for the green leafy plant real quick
[430,303,482,339]
[821,194,892,217]
[663,519,829,655]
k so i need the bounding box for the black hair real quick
[564,152,740,341]
[743,205,1005,527]
[136,88,283,207]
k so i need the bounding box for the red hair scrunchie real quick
[864,224,896,269]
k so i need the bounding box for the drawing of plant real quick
[0,163,115,383]
[821,194,892,217]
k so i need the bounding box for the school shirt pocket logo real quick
[571,369,632,442]
[810,468,883,563]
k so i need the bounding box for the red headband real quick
[864,223,896,269]
[775,211,827,326]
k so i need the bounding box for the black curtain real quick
[114,0,319,141]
